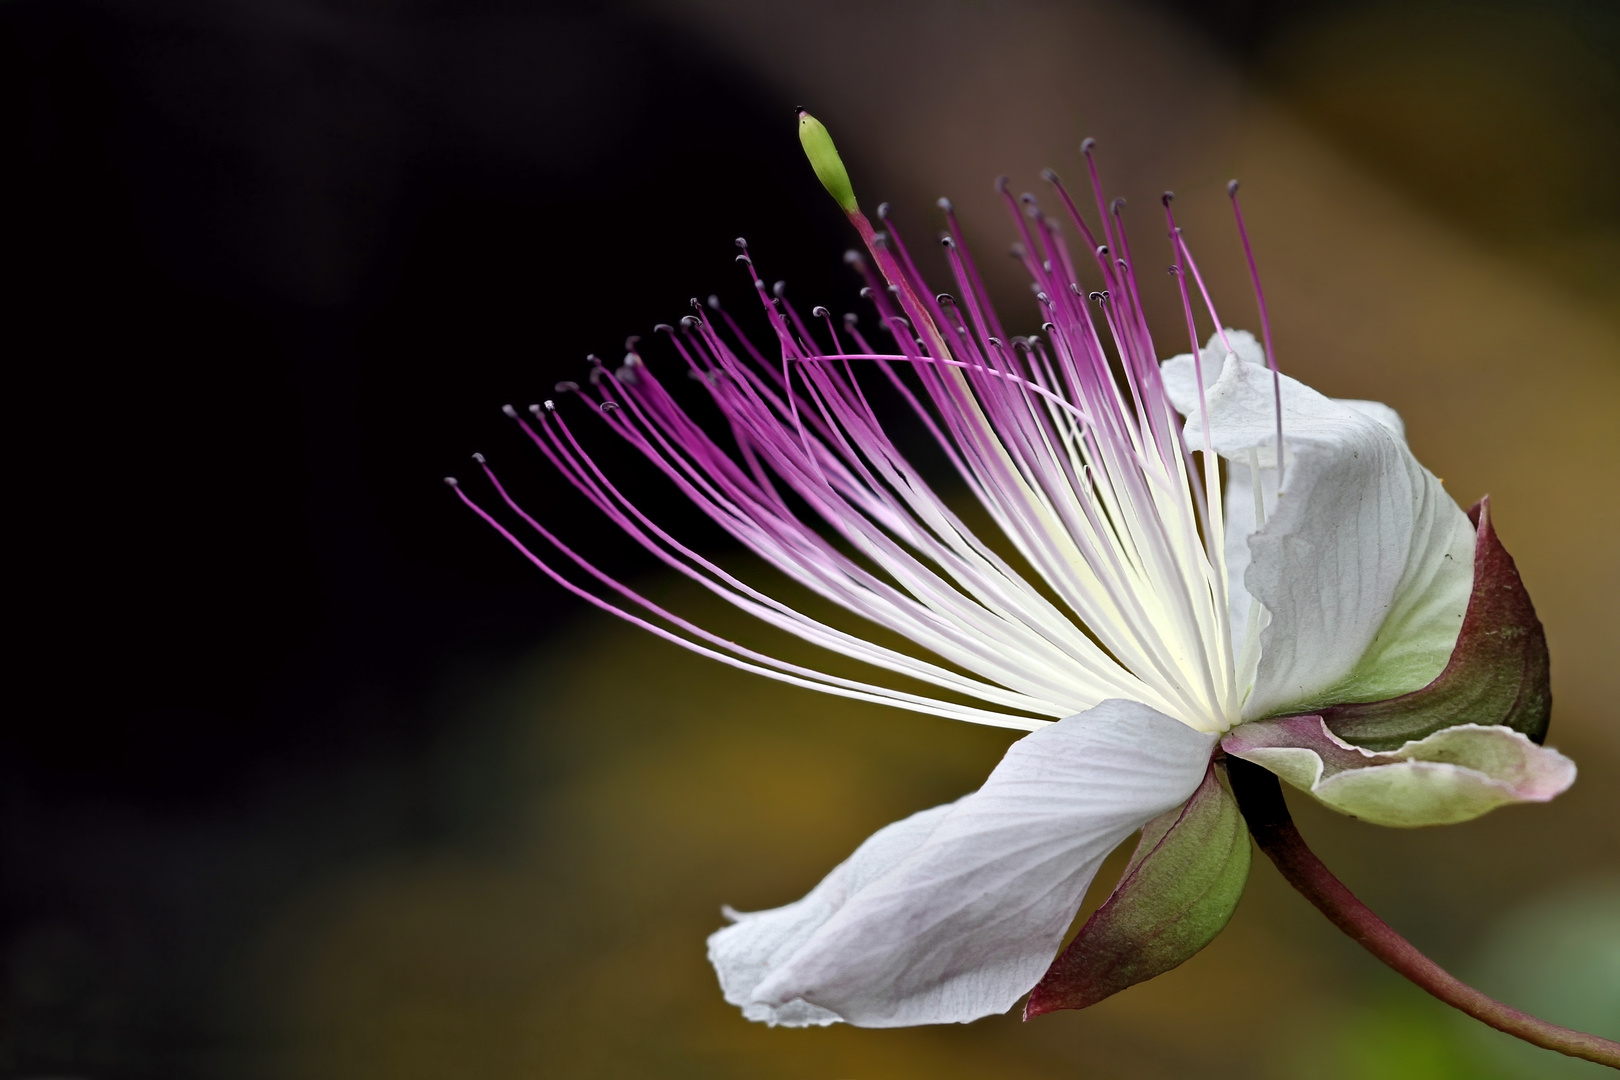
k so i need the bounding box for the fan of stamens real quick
[449,151,1283,735]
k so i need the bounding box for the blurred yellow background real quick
[245,2,1619,1076]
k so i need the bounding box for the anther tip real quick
[772,280,786,298]
[842,312,858,324]
[936,196,953,212]
[876,201,891,219]
[1110,196,1126,214]
[472,452,486,464]
[543,399,556,411]
[843,249,862,265]
[554,380,579,392]
[653,323,673,334]
[994,175,1011,193]
[1080,137,1096,154]
[734,237,748,249]
[501,404,518,418]
[1040,168,1058,183]
[707,294,721,310]
[1161,190,1175,206]
[1227,179,1241,197]
[681,315,699,328]
[812,305,830,317]
[443,476,458,487]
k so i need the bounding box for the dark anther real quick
[735,254,752,265]
[773,280,787,298]
[1040,168,1058,183]
[877,202,891,219]
[936,196,954,212]
[1161,191,1175,206]
[601,402,619,413]
[625,335,640,350]
[1089,291,1107,304]
[1010,242,1026,258]
[528,404,543,416]
[501,404,518,418]
[1110,197,1126,215]
[843,249,863,265]
[1096,245,1109,257]
[1036,292,1051,305]
[812,305,830,317]
[940,234,955,248]
[872,232,889,249]
[1080,137,1097,154]
[472,452,486,464]
[987,336,1003,347]
[1042,322,1057,333]
[1042,260,1052,273]
[843,312,858,324]
[734,237,748,249]
[936,292,956,306]
[887,285,901,295]
[1020,192,1037,205]
[752,279,765,290]
[1227,179,1241,197]
[707,295,722,310]
[994,175,1011,193]
[653,323,673,334]
[681,315,700,328]
[859,286,873,298]
[554,381,579,392]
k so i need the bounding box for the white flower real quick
[450,133,1574,1027]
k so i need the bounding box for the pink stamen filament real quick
[457,153,1285,734]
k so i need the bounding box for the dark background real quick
[3,1,1617,1077]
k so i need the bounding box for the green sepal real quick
[797,110,858,213]
[1322,497,1551,752]
[1024,760,1250,1017]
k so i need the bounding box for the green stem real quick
[1226,756,1620,1069]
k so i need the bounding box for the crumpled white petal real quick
[1223,715,1576,827]
[1162,333,1476,720]
[707,700,1216,1027]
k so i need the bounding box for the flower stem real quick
[1225,756,1620,1069]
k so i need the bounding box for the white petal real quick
[1223,716,1576,827]
[707,800,961,1027]
[1168,343,1475,719]
[710,700,1216,1027]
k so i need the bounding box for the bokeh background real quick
[3,0,1618,1076]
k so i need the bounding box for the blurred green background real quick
[4,0,1617,1076]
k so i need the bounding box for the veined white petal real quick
[1163,338,1476,720]
[708,700,1216,1027]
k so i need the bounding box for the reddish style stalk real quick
[1224,757,1620,1069]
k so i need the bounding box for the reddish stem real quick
[1226,757,1620,1069]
